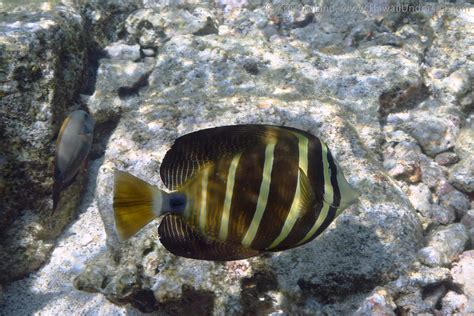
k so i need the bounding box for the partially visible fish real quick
[53,110,95,209]
[113,125,359,260]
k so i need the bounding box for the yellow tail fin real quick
[113,170,160,241]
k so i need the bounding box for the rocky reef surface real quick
[1,0,473,315]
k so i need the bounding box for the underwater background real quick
[0,0,473,314]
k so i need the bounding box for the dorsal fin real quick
[158,215,260,261]
[160,125,282,190]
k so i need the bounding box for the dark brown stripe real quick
[158,215,260,261]
[182,164,203,228]
[307,148,341,241]
[160,125,269,190]
[271,136,325,250]
[250,134,299,250]
[226,144,267,244]
[203,157,231,238]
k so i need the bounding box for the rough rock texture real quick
[452,251,474,296]
[1,0,474,315]
[425,224,469,263]
[441,291,470,315]
[0,3,90,283]
[451,251,474,313]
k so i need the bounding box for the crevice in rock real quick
[117,71,151,100]
[80,45,107,96]
[291,13,314,29]
[113,285,215,314]
[378,82,430,124]
[298,273,380,304]
[422,281,448,308]
[193,17,218,36]
[89,118,120,160]
[241,270,279,315]
[242,60,259,75]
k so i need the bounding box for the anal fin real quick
[158,215,260,261]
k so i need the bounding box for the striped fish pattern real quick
[113,125,359,260]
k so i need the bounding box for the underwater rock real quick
[424,7,474,104]
[434,152,459,167]
[439,189,471,219]
[449,158,474,194]
[407,183,431,215]
[398,110,460,157]
[443,68,471,98]
[395,290,432,315]
[426,224,469,263]
[124,6,218,49]
[354,287,396,316]
[428,205,456,226]
[461,210,474,249]
[389,265,451,314]
[383,141,422,181]
[78,0,142,46]
[0,4,89,284]
[441,291,470,315]
[451,251,474,312]
[454,127,474,160]
[87,57,154,123]
[418,247,449,268]
[104,42,141,61]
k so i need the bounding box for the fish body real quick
[53,110,95,209]
[113,125,359,260]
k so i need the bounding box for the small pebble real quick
[441,291,469,315]
[449,158,474,194]
[440,190,470,219]
[354,287,396,316]
[419,157,445,190]
[430,205,456,225]
[435,152,458,166]
[451,251,474,300]
[427,223,469,261]
[104,42,141,61]
[461,210,474,230]
[443,68,471,97]
[418,246,449,267]
[407,183,431,214]
[396,290,431,314]
[461,210,474,249]
[141,48,156,57]
[454,127,474,160]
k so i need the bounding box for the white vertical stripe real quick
[297,141,334,245]
[198,167,210,231]
[219,153,242,240]
[294,132,309,174]
[267,133,309,249]
[241,142,276,247]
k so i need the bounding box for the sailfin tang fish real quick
[53,110,95,209]
[113,125,359,260]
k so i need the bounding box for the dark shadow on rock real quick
[0,269,101,315]
[262,220,404,313]
[89,118,120,160]
[80,43,107,96]
[379,82,431,122]
[240,270,279,315]
[102,285,215,315]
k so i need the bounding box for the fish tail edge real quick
[113,170,163,241]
